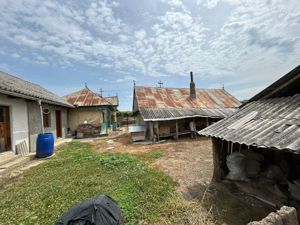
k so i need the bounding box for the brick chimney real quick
[190,71,196,99]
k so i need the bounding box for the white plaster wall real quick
[0,93,29,153]
[28,102,68,152]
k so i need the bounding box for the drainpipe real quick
[27,101,32,152]
[37,99,44,134]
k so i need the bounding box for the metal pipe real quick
[37,99,44,134]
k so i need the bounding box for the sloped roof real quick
[199,94,300,152]
[64,88,118,107]
[0,71,73,107]
[140,107,237,121]
[103,96,119,106]
[134,86,241,109]
[134,86,240,120]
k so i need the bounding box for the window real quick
[43,108,51,128]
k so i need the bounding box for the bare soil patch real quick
[93,132,268,224]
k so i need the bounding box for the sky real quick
[0,0,299,111]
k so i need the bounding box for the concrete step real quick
[0,151,21,167]
[0,156,31,177]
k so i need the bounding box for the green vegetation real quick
[0,142,213,225]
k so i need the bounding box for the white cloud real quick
[134,30,147,40]
[0,0,298,98]
[85,1,127,34]
[165,0,183,7]
[116,75,137,83]
[197,0,220,9]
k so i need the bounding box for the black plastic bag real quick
[55,195,124,225]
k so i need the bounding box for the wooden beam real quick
[175,120,178,140]
[206,117,209,127]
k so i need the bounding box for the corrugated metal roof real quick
[134,86,241,109]
[140,107,237,121]
[199,94,300,152]
[0,71,73,108]
[64,88,118,107]
[103,96,119,106]
[134,86,240,120]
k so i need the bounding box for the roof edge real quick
[0,89,74,108]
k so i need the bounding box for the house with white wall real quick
[0,71,73,154]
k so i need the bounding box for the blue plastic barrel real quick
[36,133,54,158]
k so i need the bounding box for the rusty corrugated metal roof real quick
[140,107,237,121]
[64,88,118,107]
[199,94,300,152]
[0,71,73,108]
[103,96,119,106]
[134,86,240,121]
[134,86,241,109]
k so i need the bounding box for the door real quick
[0,106,11,152]
[55,110,62,138]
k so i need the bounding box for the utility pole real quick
[99,88,103,96]
[158,80,163,88]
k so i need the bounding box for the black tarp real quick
[55,195,124,225]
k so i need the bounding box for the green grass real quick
[0,142,176,225]
[135,149,165,162]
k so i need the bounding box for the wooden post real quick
[149,122,154,142]
[212,138,222,181]
[206,117,209,127]
[157,121,160,141]
[175,120,178,140]
[193,119,196,139]
[227,141,230,154]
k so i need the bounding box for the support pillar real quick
[175,120,178,140]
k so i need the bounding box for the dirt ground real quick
[93,133,213,198]
[92,132,269,224]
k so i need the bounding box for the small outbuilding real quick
[199,65,300,208]
[64,87,119,136]
[0,71,73,154]
[132,72,241,141]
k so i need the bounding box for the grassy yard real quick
[0,142,213,225]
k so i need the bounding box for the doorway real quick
[55,110,62,138]
[0,106,11,152]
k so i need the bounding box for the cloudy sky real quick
[0,0,299,110]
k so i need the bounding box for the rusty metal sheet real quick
[134,86,241,110]
[199,94,300,152]
[64,88,118,107]
[139,107,237,121]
